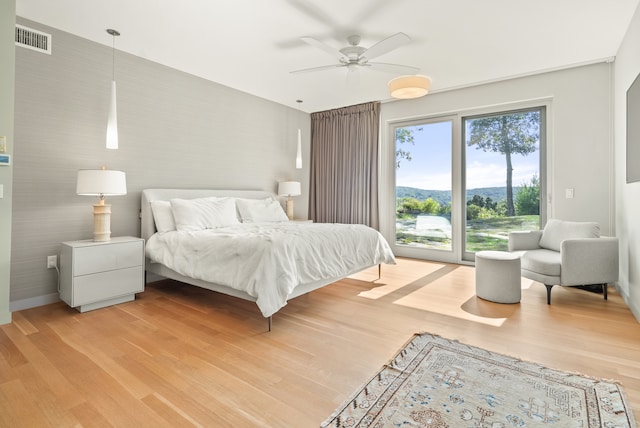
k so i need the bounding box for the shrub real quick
[515,175,540,215]
[422,198,440,214]
[467,204,481,220]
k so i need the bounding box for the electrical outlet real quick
[47,255,57,269]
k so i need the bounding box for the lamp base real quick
[285,198,294,220]
[93,203,112,241]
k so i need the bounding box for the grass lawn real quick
[396,214,540,252]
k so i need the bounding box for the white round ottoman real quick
[475,250,521,304]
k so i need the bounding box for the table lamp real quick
[76,167,127,241]
[278,181,301,220]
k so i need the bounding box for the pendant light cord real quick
[106,29,120,81]
[112,34,115,80]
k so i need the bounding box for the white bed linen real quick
[145,222,395,317]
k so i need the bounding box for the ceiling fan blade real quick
[368,62,420,74]
[290,63,345,74]
[362,32,411,61]
[300,36,345,61]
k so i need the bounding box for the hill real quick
[396,186,519,205]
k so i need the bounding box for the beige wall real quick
[11,18,309,309]
[614,3,640,320]
[0,0,16,324]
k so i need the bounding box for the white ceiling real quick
[16,0,640,113]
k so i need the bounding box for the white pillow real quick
[539,219,600,252]
[150,200,176,233]
[236,198,289,223]
[170,197,240,231]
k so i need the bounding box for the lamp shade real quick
[278,181,301,197]
[388,75,432,99]
[77,169,127,196]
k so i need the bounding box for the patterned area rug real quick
[322,333,636,427]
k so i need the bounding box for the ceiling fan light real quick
[388,75,432,99]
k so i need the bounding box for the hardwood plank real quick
[0,256,638,427]
[0,379,50,427]
[0,328,28,368]
[11,311,39,336]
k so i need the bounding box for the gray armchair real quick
[508,219,618,304]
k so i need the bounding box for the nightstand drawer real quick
[74,240,143,276]
[73,266,144,306]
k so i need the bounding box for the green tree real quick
[395,127,422,168]
[438,202,451,216]
[515,174,540,215]
[398,197,423,214]
[467,194,485,208]
[422,198,440,214]
[467,111,539,216]
[484,197,497,211]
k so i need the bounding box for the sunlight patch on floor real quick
[354,259,446,300]
[392,265,509,327]
[350,258,535,327]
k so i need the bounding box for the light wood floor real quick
[1,257,639,427]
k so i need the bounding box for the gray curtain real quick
[309,102,380,228]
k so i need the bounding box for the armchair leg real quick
[545,284,554,305]
[603,283,608,300]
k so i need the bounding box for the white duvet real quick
[145,222,395,317]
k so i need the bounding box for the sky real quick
[396,120,540,191]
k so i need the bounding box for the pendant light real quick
[106,29,120,149]
[296,129,302,169]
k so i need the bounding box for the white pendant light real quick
[388,75,432,99]
[106,29,120,149]
[296,129,302,169]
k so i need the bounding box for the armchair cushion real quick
[521,249,561,277]
[538,219,599,252]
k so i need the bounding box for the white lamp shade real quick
[278,181,301,197]
[388,75,432,99]
[77,169,127,196]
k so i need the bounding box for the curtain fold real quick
[309,101,380,229]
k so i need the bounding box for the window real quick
[390,105,546,263]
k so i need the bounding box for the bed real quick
[141,189,395,329]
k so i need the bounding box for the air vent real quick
[15,24,51,55]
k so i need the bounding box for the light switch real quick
[0,136,5,153]
[565,188,574,199]
[0,184,3,199]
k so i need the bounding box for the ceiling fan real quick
[291,32,419,75]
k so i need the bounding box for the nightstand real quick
[292,219,313,223]
[59,236,144,312]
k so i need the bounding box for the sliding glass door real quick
[390,105,546,263]
[393,117,457,261]
[462,107,545,261]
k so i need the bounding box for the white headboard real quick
[141,188,276,241]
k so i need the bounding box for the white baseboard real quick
[10,293,61,312]
[614,283,640,323]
